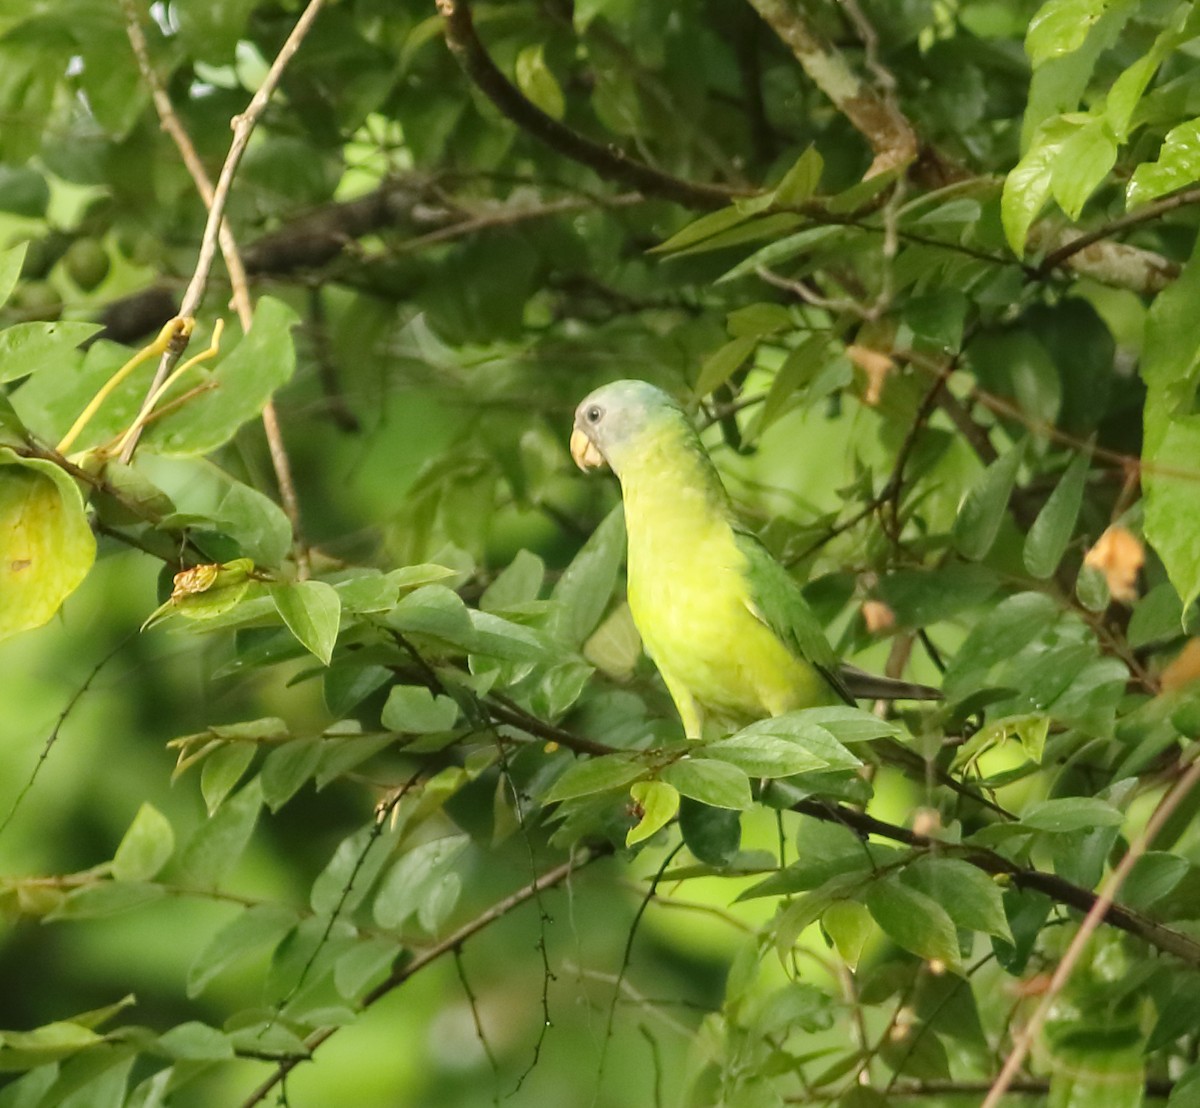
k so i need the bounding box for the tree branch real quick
[119,0,327,461]
[435,0,744,210]
[745,0,924,179]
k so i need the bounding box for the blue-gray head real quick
[570,380,687,478]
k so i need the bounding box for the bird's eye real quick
[585,405,602,424]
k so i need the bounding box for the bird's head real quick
[570,379,684,477]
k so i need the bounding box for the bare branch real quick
[119,0,327,462]
[982,754,1200,1108]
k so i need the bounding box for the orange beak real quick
[570,427,606,470]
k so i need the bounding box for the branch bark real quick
[435,0,745,209]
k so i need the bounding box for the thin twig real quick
[119,0,326,472]
[240,846,607,1107]
[121,0,312,575]
[981,754,1200,1107]
[436,0,743,209]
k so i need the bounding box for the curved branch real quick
[435,0,745,210]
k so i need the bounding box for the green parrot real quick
[570,379,936,739]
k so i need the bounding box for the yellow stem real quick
[112,319,224,457]
[57,317,194,454]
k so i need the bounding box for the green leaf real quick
[0,321,100,383]
[1129,118,1200,208]
[547,505,625,647]
[821,899,874,968]
[678,798,741,866]
[0,1022,103,1069]
[515,44,564,120]
[626,780,680,846]
[694,335,757,397]
[1021,796,1124,832]
[953,441,1024,560]
[271,580,341,665]
[207,477,293,567]
[143,297,299,455]
[480,548,544,611]
[389,584,473,642]
[717,226,841,284]
[381,684,459,732]
[156,1022,233,1061]
[178,779,263,889]
[1049,120,1118,219]
[1024,450,1089,578]
[1002,119,1075,254]
[794,707,903,744]
[866,876,961,968]
[0,242,26,309]
[334,936,403,999]
[1120,852,1190,909]
[704,715,860,779]
[260,738,323,811]
[650,206,753,255]
[111,803,174,882]
[770,144,823,206]
[48,881,166,920]
[310,823,400,916]
[903,858,1013,942]
[661,757,753,810]
[200,742,256,816]
[544,753,647,802]
[1026,0,1115,67]
[0,448,96,641]
[373,834,469,930]
[187,903,297,997]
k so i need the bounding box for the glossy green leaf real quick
[1002,119,1075,253]
[1129,118,1200,207]
[1026,0,1114,66]
[1049,121,1117,219]
[271,580,341,665]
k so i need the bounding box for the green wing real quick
[733,530,854,705]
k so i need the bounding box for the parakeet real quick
[570,379,936,739]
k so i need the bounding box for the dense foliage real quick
[3,0,1200,1104]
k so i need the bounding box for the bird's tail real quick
[837,664,941,701]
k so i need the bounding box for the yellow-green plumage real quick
[571,380,845,739]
